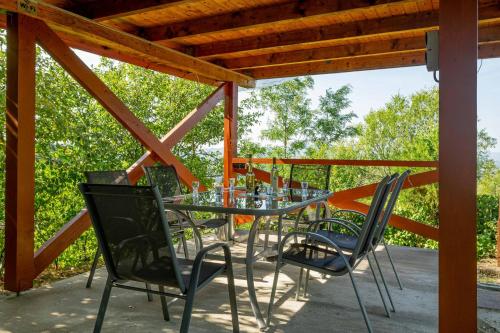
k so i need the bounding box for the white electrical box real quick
[425,31,439,72]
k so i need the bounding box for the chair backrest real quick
[85,170,130,185]
[143,165,182,197]
[289,164,332,190]
[350,175,394,264]
[372,170,411,246]
[79,183,186,291]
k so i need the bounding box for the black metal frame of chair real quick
[80,183,239,333]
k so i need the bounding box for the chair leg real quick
[346,267,373,333]
[266,262,282,327]
[372,248,396,312]
[146,283,153,302]
[180,287,197,333]
[158,285,170,321]
[303,270,310,297]
[181,233,190,259]
[93,277,113,333]
[226,264,240,332]
[367,254,391,318]
[295,268,304,300]
[383,241,403,290]
[86,247,101,288]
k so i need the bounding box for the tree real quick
[329,87,498,252]
[0,44,263,272]
[311,85,358,145]
[248,77,314,158]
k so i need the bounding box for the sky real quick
[75,50,500,153]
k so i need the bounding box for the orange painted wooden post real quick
[4,13,37,292]
[439,0,478,331]
[223,82,238,187]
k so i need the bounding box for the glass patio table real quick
[162,188,333,329]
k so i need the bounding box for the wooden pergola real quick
[1,0,490,331]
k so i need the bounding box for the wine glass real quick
[301,181,308,197]
[229,177,235,192]
[282,178,289,193]
[192,180,200,195]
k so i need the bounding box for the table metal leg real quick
[245,216,267,329]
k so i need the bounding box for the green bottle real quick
[245,154,255,193]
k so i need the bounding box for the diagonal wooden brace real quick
[33,20,225,276]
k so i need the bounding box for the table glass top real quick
[162,188,332,216]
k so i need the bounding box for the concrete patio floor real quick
[0,244,499,332]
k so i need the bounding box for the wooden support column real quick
[439,0,478,331]
[497,200,500,267]
[4,13,37,292]
[223,82,238,187]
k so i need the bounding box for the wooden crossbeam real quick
[3,13,37,292]
[333,170,439,203]
[232,157,438,168]
[66,0,199,22]
[141,0,411,42]
[0,0,255,87]
[334,200,439,240]
[127,84,226,186]
[194,3,500,58]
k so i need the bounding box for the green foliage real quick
[476,195,498,259]
[0,42,261,272]
[245,77,314,157]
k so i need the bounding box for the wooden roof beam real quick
[66,0,202,22]
[194,3,500,58]
[243,42,500,79]
[0,0,255,87]
[220,25,500,69]
[141,0,412,42]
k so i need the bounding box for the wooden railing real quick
[233,157,439,241]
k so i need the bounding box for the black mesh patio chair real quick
[267,175,393,333]
[285,164,332,229]
[84,170,138,290]
[306,171,410,311]
[79,183,239,333]
[143,165,228,250]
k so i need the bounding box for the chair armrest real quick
[307,218,362,236]
[188,243,233,291]
[278,231,351,267]
[332,209,366,218]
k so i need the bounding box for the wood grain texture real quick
[439,0,478,330]
[0,0,255,87]
[4,13,37,292]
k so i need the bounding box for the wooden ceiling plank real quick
[220,24,500,69]
[141,0,413,42]
[67,0,203,22]
[193,3,500,58]
[244,51,426,79]
[221,37,425,69]
[244,41,500,79]
[194,10,439,57]
[0,0,255,87]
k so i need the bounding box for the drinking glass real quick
[301,181,308,197]
[192,180,200,195]
[215,176,223,196]
[282,178,289,193]
[229,177,235,192]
